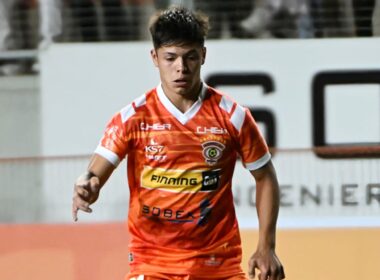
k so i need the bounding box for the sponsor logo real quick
[205,254,221,266]
[145,139,167,162]
[201,141,225,165]
[141,166,220,193]
[142,204,196,223]
[140,122,171,131]
[196,126,228,135]
[198,198,212,226]
[201,169,221,191]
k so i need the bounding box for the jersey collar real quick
[156,82,207,125]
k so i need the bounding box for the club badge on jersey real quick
[201,140,225,166]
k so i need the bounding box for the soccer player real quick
[72,6,285,280]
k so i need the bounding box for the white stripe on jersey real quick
[230,104,245,132]
[94,145,121,167]
[131,275,144,280]
[245,152,271,170]
[121,104,136,123]
[133,94,146,108]
[219,95,234,114]
[128,275,144,280]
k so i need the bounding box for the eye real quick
[187,55,199,61]
[165,57,175,62]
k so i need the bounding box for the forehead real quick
[157,43,203,55]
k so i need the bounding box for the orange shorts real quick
[126,272,247,280]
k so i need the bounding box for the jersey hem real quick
[94,145,121,166]
[244,152,271,170]
[129,265,244,278]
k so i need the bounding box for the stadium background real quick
[1,0,380,279]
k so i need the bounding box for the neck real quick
[162,82,202,113]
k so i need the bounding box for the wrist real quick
[257,233,276,251]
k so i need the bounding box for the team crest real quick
[201,141,225,165]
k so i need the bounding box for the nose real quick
[176,57,188,73]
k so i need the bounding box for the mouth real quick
[173,79,189,87]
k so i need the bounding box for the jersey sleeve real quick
[234,105,271,170]
[94,111,130,167]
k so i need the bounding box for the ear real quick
[201,47,206,65]
[151,49,159,67]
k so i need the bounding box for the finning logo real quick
[201,141,225,165]
[145,139,167,162]
[140,122,171,131]
[141,166,220,193]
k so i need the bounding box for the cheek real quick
[193,63,202,73]
[158,66,172,79]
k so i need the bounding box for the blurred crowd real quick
[0,0,379,74]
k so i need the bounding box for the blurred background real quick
[1,0,380,279]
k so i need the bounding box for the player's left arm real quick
[248,160,285,280]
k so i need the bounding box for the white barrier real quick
[1,150,379,228]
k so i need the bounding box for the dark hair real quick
[149,6,209,49]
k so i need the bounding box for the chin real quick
[173,87,189,94]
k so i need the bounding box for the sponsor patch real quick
[201,169,220,191]
[145,139,167,162]
[141,166,220,193]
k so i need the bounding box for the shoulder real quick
[206,85,248,132]
[117,88,156,124]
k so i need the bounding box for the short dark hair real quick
[149,6,209,49]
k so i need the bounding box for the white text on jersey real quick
[140,122,171,131]
[196,126,228,135]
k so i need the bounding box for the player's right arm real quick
[72,154,115,221]
[72,104,134,221]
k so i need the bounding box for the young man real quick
[72,6,285,280]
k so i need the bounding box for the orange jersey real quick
[95,83,270,278]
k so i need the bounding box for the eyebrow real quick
[163,49,199,56]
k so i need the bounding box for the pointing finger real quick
[72,204,79,222]
[248,258,257,279]
[259,269,269,280]
[72,195,93,222]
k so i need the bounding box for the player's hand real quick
[72,174,101,222]
[248,249,285,280]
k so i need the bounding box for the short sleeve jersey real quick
[95,83,270,278]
